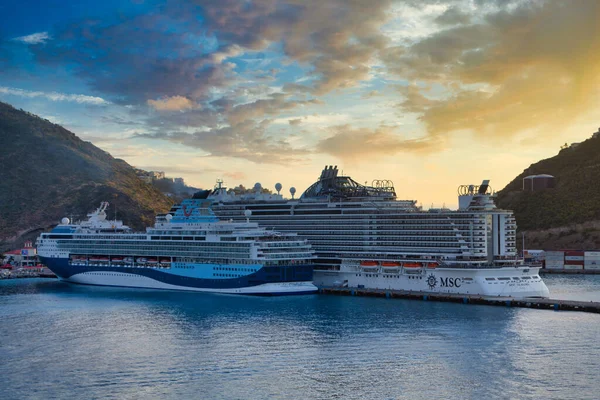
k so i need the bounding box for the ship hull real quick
[314,264,549,299]
[40,257,317,295]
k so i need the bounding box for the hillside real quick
[0,102,173,251]
[496,131,600,250]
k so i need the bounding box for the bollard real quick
[423,295,428,301]
[463,297,468,304]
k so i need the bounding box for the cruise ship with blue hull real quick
[37,191,317,295]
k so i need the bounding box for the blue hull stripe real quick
[39,257,314,290]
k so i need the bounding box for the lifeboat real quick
[360,261,379,266]
[70,256,87,265]
[360,261,380,272]
[160,258,171,264]
[403,262,423,274]
[381,261,401,273]
[426,262,438,269]
[136,257,147,263]
[147,258,158,264]
[381,262,401,267]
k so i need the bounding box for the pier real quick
[318,287,600,314]
[540,269,600,275]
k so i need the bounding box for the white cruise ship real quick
[207,166,549,299]
[37,191,317,295]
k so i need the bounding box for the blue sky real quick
[1,0,599,206]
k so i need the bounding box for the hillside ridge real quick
[496,130,600,249]
[0,101,173,251]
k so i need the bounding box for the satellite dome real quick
[275,182,282,194]
[61,217,70,225]
[165,214,173,221]
[244,209,252,217]
[253,182,262,191]
[290,187,296,199]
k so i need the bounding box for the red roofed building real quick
[2,241,39,267]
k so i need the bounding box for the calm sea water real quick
[1,276,599,400]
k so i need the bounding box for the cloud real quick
[226,94,321,126]
[30,10,233,104]
[12,32,51,44]
[434,7,471,26]
[288,118,302,126]
[389,1,600,141]
[200,0,392,94]
[9,0,599,167]
[224,171,247,181]
[361,90,380,99]
[147,96,196,111]
[0,86,109,105]
[316,125,442,160]
[133,119,309,164]
[13,1,394,164]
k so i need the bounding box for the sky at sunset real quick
[1,0,599,207]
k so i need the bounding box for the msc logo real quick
[426,274,437,289]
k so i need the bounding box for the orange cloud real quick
[147,96,196,111]
[389,1,600,141]
[316,125,443,161]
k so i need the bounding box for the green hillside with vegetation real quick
[0,101,173,251]
[496,130,600,249]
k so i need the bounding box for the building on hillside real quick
[174,177,185,186]
[523,174,555,192]
[150,171,165,180]
[593,128,600,139]
[137,170,166,183]
[2,241,39,267]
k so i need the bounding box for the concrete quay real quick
[318,287,600,314]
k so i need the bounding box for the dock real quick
[540,269,600,275]
[318,287,600,314]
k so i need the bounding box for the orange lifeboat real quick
[403,262,423,274]
[381,262,401,267]
[426,262,438,269]
[360,261,379,266]
[360,261,380,272]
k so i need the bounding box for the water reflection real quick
[1,278,599,399]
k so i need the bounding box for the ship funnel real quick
[458,180,495,210]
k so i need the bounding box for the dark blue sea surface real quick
[1,276,599,400]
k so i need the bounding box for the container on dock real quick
[584,251,600,258]
[545,262,564,270]
[524,250,545,260]
[564,264,584,270]
[545,251,564,260]
[584,258,600,269]
[584,264,600,270]
[565,250,585,255]
[565,255,585,261]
